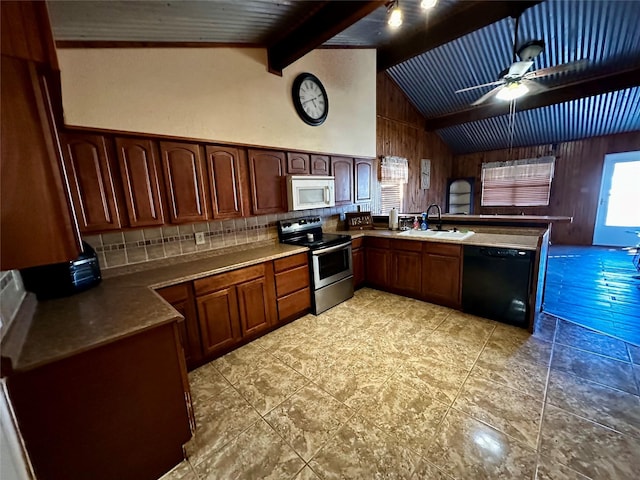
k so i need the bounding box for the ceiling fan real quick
[456,13,588,106]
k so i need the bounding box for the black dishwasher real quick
[462,245,534,327]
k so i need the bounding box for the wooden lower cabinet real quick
[196,286,242,358]
[236,272,277,338]
[7,323,192,480]
[422,243,462,308]
[351,237,365,289]
[390,240,422,297]
[274,253,311,323]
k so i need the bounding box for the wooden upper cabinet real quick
[115,137,165,227]
[330,157,354,206]
[62,133,122,233]
[205,145,245,220]
[1,55,80,269]
[310,155,330,176]
[248,149,287,215]
[286,152,310,175]
[160,141,208,224]
[354,158,374,204]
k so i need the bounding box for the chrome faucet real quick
[426,204,442,230]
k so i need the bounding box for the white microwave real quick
[286,175,335,211]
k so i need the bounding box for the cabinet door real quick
[286,152,310,175]
[205,145,245,219]
[62,133,122,232]
[391,250,422,296]
[422,251,462,308]
[365,247,390,288]
[330,156,353,205]
[352,248,365,289]
[115,137,165,227]
[236,276,275,338]
[196,287,241,357]
[354,158,374,204]
[248,149,286,215]
[160,141,208,224]
[310,155,330,176]
[1,56,80,269]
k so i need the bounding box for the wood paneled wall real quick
[452,131,640,245]
[377,73,453,213]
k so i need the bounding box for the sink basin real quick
[397,229,475,241]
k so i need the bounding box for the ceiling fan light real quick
[388,4,403,27]
[420,0,438,10]
[496,82,529,101]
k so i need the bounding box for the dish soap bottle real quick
[412,216,419,230]
[421,212,428,230]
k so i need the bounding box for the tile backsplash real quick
[83,205,363,270]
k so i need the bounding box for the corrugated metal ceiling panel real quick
[436,87,640,154]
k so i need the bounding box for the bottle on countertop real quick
[413,216,419,230]
[421,212,428,230]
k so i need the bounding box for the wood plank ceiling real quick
[47,0,640,154]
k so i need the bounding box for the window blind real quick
[380,182,402,214]
[380,156,408,183]
[481,156,555,207]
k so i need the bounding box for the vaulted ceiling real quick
[47,0,640,154]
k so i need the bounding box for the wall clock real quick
[292,73,328,126]
[421,159,431,190]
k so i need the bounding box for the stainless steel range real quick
[278,217,353,314]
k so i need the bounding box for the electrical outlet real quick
[194,232,206,245]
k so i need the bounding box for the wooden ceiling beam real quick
[424,66,640,130]
[267,1,385,76]
[377,1,542,72]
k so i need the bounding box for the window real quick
[380,182,403,214]
[376,156,408,214]
[481,156,555,207]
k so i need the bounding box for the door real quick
[391,250,422,296]
[354,158,374,204]
[160,141,208,224]
[205,145,245,219]
[352,247,365,288]
[115,137,165,227]
[248,149,286,214]
[310,155,329,176]
[236,276,274,337]
[62,133,122,232]
[593,151,640,247]
[196,287,241,357]
[286,152,310,174]
[365,248,390,288]
[330,157,353,205]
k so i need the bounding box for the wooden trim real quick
[425,66,640,130]
[377,1,542,72]
[267,1,384,75]
[56,41,263,49]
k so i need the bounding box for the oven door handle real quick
[312,242,351,255]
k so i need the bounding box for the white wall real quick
[58,48,376,157]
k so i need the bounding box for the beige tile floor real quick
[160,288,640,480]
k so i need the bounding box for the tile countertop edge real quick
[338,229,543,250]
[9,243,308,373]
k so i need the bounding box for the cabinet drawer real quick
[274,252,308,273]
[391,239,422,252]
[351,237,364,250]
[194,264,265,296]
[365,237,390,249]
[424,242,462,257]
[156,283,189,304]
[275,265,310,298]
[277,287,311,322]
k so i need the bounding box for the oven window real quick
[318,248,349,280]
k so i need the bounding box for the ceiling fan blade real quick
[524,58,589,79]
[455,80,504,94]
[506,60,534,78]
[471,85,503,106]
[521,78,547,94]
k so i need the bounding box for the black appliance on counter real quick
[462,245,534,327]
[278,217,353,314]
[20,242,102,300]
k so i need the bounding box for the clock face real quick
[292,73,328,126]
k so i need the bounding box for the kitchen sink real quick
[397,229,475,240]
